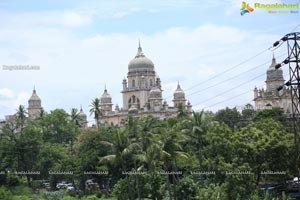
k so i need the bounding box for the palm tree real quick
[176,103,188,118]
[89,98,102,128]
[132,116,163,200]
[190,110,206,186]
[100,128,141,200]
[70,108,80,125]
[145,141,165,200]
[16,105,27,132]
[160,127,189,200]
[39,107,46,119]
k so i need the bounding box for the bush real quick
[6,173,21,187]
[81,195,100,200]
[41,190,67,200]
[176,176,198,199]
[61,196,79,200]
[197,184,224,200]
[112,178,130,200]
[10,185,32,196]
[13,196,31,200]
[0,187,13,200]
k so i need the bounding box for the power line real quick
[164,22,300,100]
[164,47,273,100]
[192,72,266,107]
[290,22,300,32]
[200,74,290,110]
[203,89,253,110]
[186,53,286,98]
[185,48,271,92]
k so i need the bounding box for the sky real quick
[0,0,299,124]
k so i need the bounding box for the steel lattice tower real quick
[274,32,300,179]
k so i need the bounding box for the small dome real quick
[128,42,155,73]
[128,104,138,114]
[149,87,162,98]
[29,88,41,102]
[79,107,87,118]
[100,88,112,104]
[173,82,185,100]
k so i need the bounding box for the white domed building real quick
[253,55,292,113]
[98,42,192,126]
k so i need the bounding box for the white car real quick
[67,186,75,191]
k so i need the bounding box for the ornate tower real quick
[78,106,88,129]
[122,41,160,110]
[28,87,42,119]
[265,55,285,95]
[173,82,186,107]
[148,87,163,111]
[253,55,292,112]
[100,87,113,112]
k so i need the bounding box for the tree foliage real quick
[0,107,295,200]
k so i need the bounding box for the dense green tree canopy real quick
[0,106,296,200]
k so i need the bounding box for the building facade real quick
[4,88,88,129]
[28,87,42,119]
[253,55,292,113]
[98,42,192,126]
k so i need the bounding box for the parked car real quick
[42,182,51,190]
[56,182,74,190]
[85,179,100,193]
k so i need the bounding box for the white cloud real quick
[197,65,216,78]
[0,89,30,118]
[13,92,30,109]
[0,20,288,118]
[0,88,14,98]
[62,11,92,27]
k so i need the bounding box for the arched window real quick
[128,95,140,109]
[150,79,153,86]
[132,80,135,88]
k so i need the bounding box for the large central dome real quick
[128,42,155,73]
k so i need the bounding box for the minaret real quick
[173,81,186,107]
[254,86,258,99]
[28,86,42,119]
[122,78,127,90]
[265,54,284,94]
[149,86,163,111]
[78,105,88,129]
[100,86,113,112]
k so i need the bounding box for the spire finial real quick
[177,81,180,89]
[137,39,143,56]
[271,53,276,66]
[80,104,83,112]
[33,85,36,93]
